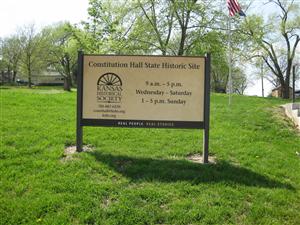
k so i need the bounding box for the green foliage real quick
[81,0,222,56]
[232,67,248,94]
[1,87,300,224]
[42,22,79,90]
[0,35,22,80]
[18,24,50,87]
[190,31,229,93]
[77,0,248,94]
[79,0,134,54]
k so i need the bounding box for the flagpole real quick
[226,0,246,105]
[228,16,232,105]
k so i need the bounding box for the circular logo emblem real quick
[97,72,123,103]
[97,73,122,86]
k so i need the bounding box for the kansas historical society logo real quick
[97,72,123,103]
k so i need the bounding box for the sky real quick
[0,0,89,37]
[0,0,298,96]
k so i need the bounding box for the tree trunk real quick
[12,71,17,82]
[63,76,72,91]
[1,71,4,83]
[72,67,78,86]
[178,27,187,56]
[28,56,32,88]
[281,83,290,99]
[28,69,32,88]
[282,69,291,99]
[7,66,11,83]
[69,74,73,87]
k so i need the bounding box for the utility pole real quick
[292,64,295,103]
[228,17,232,105]
[261,58,264,97]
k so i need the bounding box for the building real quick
[31,70,64,86]
[271,86,293,98]
[16,68,64,86]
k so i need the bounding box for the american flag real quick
[227,0,246,17]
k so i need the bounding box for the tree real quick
[130,0,174,55]
[188,30,229,93]
[19,24,48,88]
[170,0,203,55]
[0,35,22,82]
[78,0,251,94]
[44,23,78,91]
[83,0,219,56]
[242,0,300,98]
[135,0,219,55]
[0,48,6,84]
[232,67,248,95]
[79,0,133,54]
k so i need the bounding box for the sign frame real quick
[76,52,210,163]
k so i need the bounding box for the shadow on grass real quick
[89,152,294,190]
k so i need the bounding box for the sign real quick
[81,55,207,128]
[76,53,211,162]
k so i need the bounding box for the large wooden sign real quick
[76,53,211,162]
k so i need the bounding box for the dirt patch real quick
[61,145,93,161]
[186,153,217,164]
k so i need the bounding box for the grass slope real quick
[1,87,299,225]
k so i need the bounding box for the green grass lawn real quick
[1,86,299,225]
